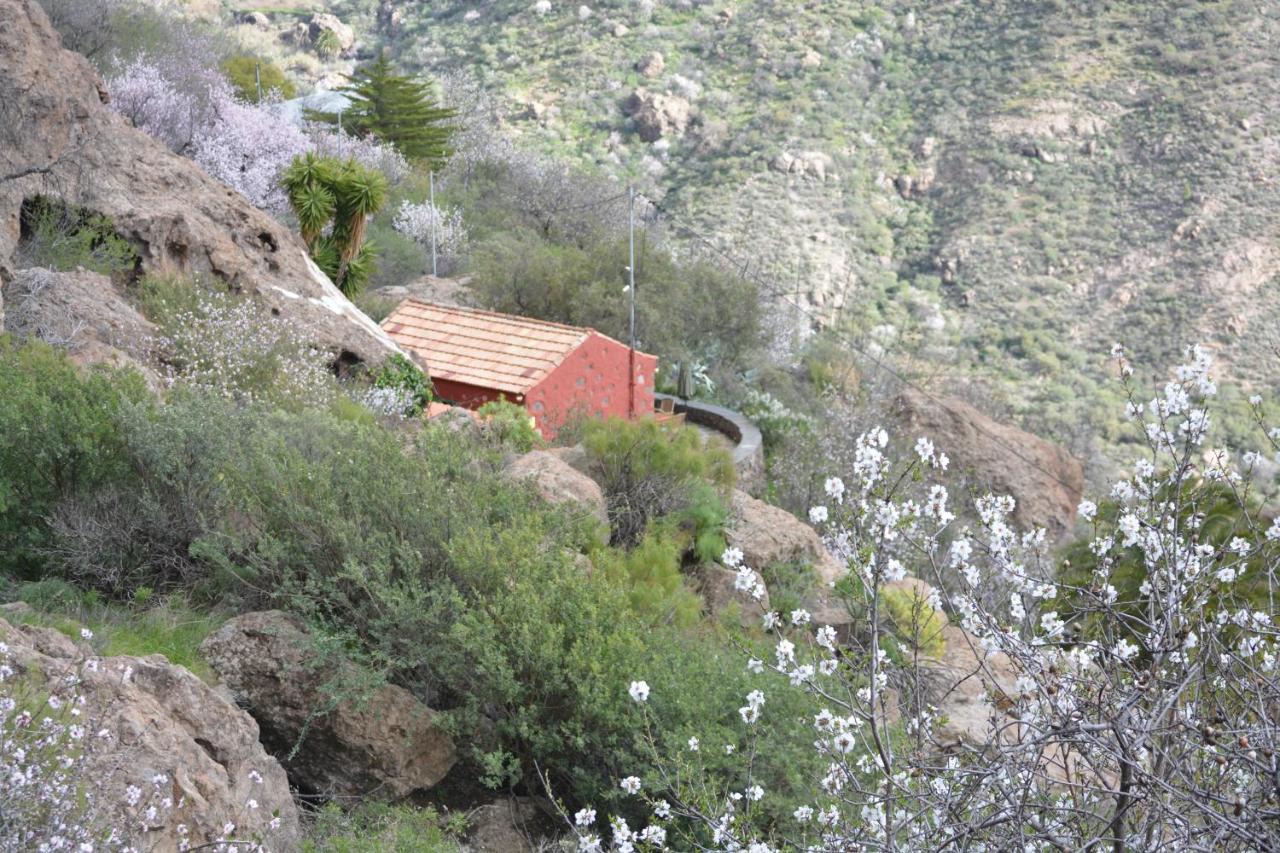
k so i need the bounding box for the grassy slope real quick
[310,0,1276,466]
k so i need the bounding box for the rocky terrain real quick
[0,0,402,367]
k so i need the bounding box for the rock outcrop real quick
[201,610,457,800]
[892,389,1084,540]
[2,266,160,384]
[504,450,610,531]
[0,617,299,848]
[635,51,666,78]
[623,89,691,142]
[697,564,772,629]
[466,796,561,852]
[919,624,1019,748]
[725,489,845,586]
[0,0,402,367]
[308,13,356,53]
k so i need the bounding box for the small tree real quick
[306,54,457,166]
[219,55,296,103]
[281,153,388,296]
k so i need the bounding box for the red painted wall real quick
[430,332,657,440]
[527,332,657,439]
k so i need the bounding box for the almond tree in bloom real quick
[105,61,406,217]
[568,344,1280,851]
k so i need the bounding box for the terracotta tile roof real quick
[381,299,592,395]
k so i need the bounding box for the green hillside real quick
[320,0,1279,466]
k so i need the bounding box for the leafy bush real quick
[0,337,144,577]
[595,523,703,628]
[302,802,464,853]
[16,198,138,278]
[369,353,433,417]
[42,393,245,598]
[583,417,734,548]
[220,55,296,102]
[477,399,542,452]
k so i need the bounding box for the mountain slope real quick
[284,1,1280,458]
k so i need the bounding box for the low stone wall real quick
[655,393,765,496]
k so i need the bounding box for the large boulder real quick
[308,13,356,53]
[466,796,562,852]
[892,389,1084,540]
[919,624,1018,748]
[725,489,845,585]
[200,611,456,800]
[0,0,403,367]
[623,88,691,142]
[0,617,299,849]
[697,564,771,629]
[3,266,160,384]
[504,450,610,530]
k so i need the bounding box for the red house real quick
[381,299,658,439]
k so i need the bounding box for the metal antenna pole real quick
[255,62,262,102]
[429,170,438,277]
[628,186,637,418]
[628,186,636,349]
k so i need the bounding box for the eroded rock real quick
[892,389,1084,540]
[2,267,160,385]
[200,610,456,800]
[623,89,691,142]
[504,450,610,531]
[0,617,299,848]
[0,0,402,367]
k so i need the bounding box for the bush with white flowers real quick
[563,345,1280,850]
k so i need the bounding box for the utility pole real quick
[429,170,438,277]
[627,185,637,418]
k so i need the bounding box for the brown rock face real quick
[918,624,1018,748]
[893,389,1084,540]
[623,89,691,142]
[3,267,160,384]
[0,0,402,367]
[726,489,845,584]
[466,797,561,852]
[504,450,610,531]
[0,617,300,849]
[697,564,771,629]
[200,611,456,800]
[724,489,854,628]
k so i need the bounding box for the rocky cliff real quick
[0,0,401,366]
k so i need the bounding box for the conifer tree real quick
[306,54,456,166]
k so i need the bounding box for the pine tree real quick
[306,54,457,166]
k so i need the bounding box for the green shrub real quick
[220,55,296,102]
[302,802,464,853]
[476,399,541,452]
[371,353,434,416]
[760,559,818,617]
[16,197,138,278]
[583,417,734,548]
[596,523,703,628]
[880,583,946,659]
[42,392,246,598]
[0,337,144,576]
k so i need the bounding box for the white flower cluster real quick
[567,345,1280,851]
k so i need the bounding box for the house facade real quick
[381,299,657,438]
